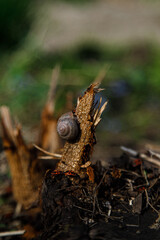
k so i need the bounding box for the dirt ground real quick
[30,0,160,52]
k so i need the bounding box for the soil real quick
[0,148,159,240]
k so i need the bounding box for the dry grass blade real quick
[34,144,62,159]
[94,100,108,127]
[93,97,102,122]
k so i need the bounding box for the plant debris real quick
[0,76,160,239]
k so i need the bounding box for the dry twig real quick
[0,230,25,237]
[34,144,62,159]
[140,153,160,168]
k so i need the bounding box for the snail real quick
[57,112,80,141]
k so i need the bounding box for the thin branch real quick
[34,144,62,159]
[38,156,58,160]
[73,205,93,213]
[140,153,160,168]
[119,168,141,177]
[121,146,160,168]
[120,146,138,157]
[96,170,108,191]
[92,170,108,217]
[145,189,160,216]
[0,230,25,237]
[148,149,160,160]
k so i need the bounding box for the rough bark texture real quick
[0,106,42,208]
[0,66,63,208]
[57,83,107,180]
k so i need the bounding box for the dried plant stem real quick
[0,106,42,207]
[140,154,160,168]
[121,146,160,168]
[120,146,138,157]
[145,189,160,216]
[0,230,25,237]
[34,144,62,159]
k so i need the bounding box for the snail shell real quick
[57,112,80,141]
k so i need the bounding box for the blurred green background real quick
[1,0,160,157]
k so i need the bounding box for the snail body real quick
[57,112,80,141]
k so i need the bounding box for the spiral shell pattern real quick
[57,112,79,141]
